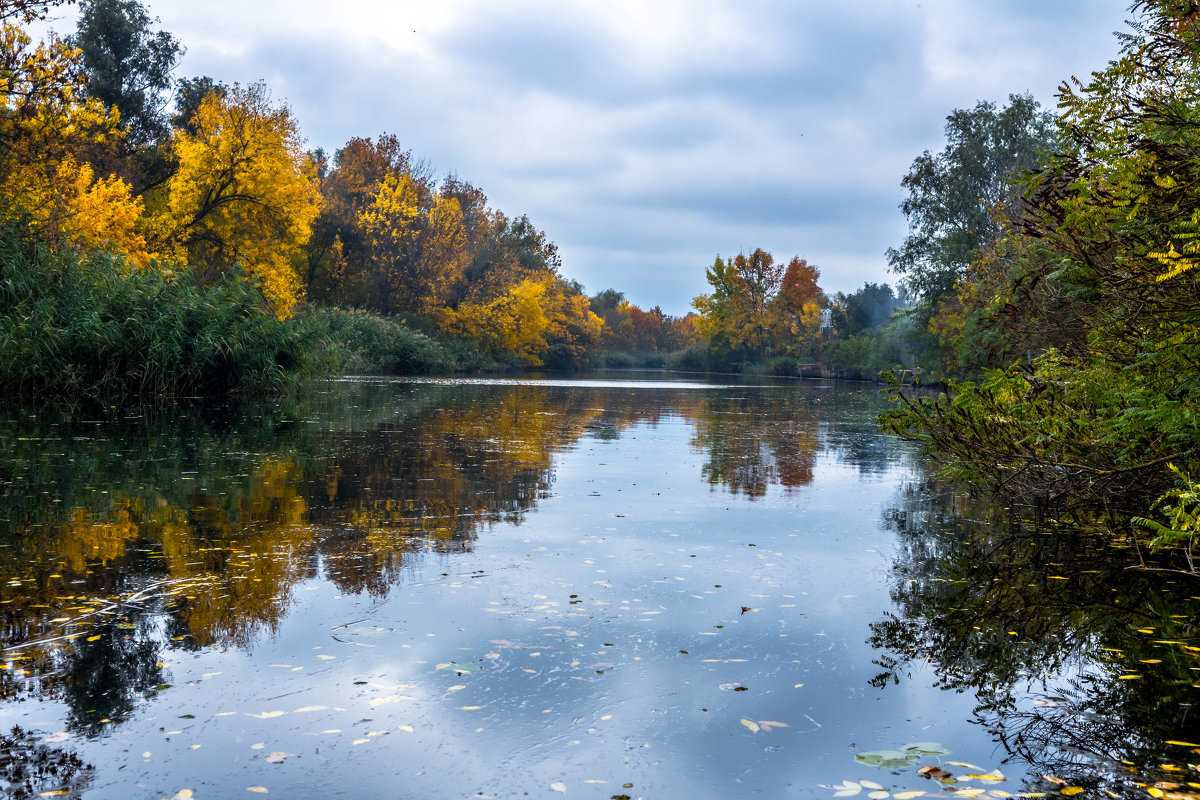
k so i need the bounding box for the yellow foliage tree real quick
[440,274,602,366]
[0,21,150,263]
[356,170,468,313]
[158,82,321,317]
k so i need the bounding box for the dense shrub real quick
[0,228,319,397]
[303,307,463,375]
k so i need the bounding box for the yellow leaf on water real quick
[352,738,369,745]
[458,706,482,710]
[247,711,286,719]
[447,685,466,692]
[1061,789,1084,797]
[38,792,71,797]
[397,725,414,733]
[247,789,268,795]
[1166,740,1200,747]
[294,706,327,713]
[86,635,101,642]
[894,793,927,799]
[740,718,760,733]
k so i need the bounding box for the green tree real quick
[70,0,183,147]
[887,94,1055,308]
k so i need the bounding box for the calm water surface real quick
[0,375,1197,799]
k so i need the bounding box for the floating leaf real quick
[832,781,862,797]
[43,732,70,743]
[38,792,71,797]
[247,711,286,719]
[1060,789,1084,797]
[860,780,885,790]
[966,772,1005,782]
[740,718,760,734]
[902,742,951,756]
[949,763,987,772]
[895,793,927,799]
[369,696,413,707]
[550,782,567,793]
[294,706,327,713]
[1165,740,1200,747]
[246,789,268,795]
[868,792,889,800]
[264,752,290,764]
[857,749,918,768]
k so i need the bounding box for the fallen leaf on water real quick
[86,635,101,642]
[948,763,986,772]
[759,720,790,732]
[550,782,567,793]
[740,718,760,734]
[860,780,885,790]
[250,743,265,750]
[43,732,70,743]
[447,685,466,692]
[831,780,862,797]
[1041,777,1067,786]
[294,706,327,713]
[38,792,70,797]
[1166,740,1200,747]
[1060,789,1084,797]
[315,655,335,660]
[966,772,1005,783]
[397,725,414,733]
[894,793,927,799]
[868,792,889,800]
[352,738,369,745]
[458,705,482,710]
[247,788,268,794]
[265,752,290,764]
[369,696,414,707]
[917,766,952,780]
[248,711,286,719]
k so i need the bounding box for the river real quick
[0,375,1196,798]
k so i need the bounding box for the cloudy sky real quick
[45,0,1130,313]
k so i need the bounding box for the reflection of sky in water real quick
[1,378,1175,798]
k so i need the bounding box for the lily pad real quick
[855,749,919,768]
[901,741,952,756]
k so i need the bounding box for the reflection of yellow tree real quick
[688,393,822,497]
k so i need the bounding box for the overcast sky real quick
[44,0,1131,314]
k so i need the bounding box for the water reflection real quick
[871,479,1200,794]
[0,379,872,732]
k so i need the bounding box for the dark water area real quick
[0,375,1197,799]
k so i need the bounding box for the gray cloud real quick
[41,0,1131,313]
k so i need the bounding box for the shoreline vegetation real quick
[3,1,1199,564]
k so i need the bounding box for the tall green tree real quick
[70,0,182,147]
[887,94,1056,308]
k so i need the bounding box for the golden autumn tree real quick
[356,169,469,314]
[156,81,321,316]
[439,273,602,366]
[0,19,152,264]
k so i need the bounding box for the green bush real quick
[0,227,319,397]
[303,306,463,375]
